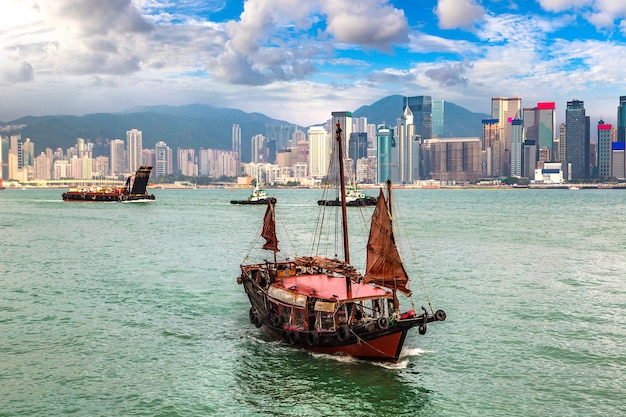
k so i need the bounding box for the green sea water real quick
[1,187,625,416]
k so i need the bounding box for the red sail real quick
[364,189,411,296]
[261,202,280,252]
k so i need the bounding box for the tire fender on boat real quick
[306,330,320,346]
[377,316,389,330]
[435,310,447,321]
[271,314,282,327]
[288,331,299,345]
[253,313,263,328]
[419,324,427,335]
[337,325,351,342]
[249,307,256,323]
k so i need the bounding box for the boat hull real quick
[317,197,377,207]
[239,266,443,362]
[62,192,155,202]
[231,197,277,205]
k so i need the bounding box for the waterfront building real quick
[424,137,482,182]
[565,100,590,179]
[432,98,444,138]
[376,126,394,184]
[597,121,612,179]
[618,96,626,142]
[126,129,143,173]
[612,142,625,179]
[329,111,353,184]
[533,161,564,184]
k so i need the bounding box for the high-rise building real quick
[154,141,170,178]
[491,97,522,175]
[376,126,394,183]
[481,118,499,177]
[511,118,524,177]
[617,96,626,142]
[537,102,556,159]
[307,126,329,179]
[110,139,126,176]
[330,111,353,183]
[432,98,444,138]
[558,123,566,162]
[126,129,143,173]
[396,96,431,183]
[232,124,241,169]
[597,121,612,179]
[424,137,482,182]
[251,134,266,163]
[612,142,625,178]
[565,100,589,179]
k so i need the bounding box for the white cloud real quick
[320,0,409,50]
[434,0,485,30]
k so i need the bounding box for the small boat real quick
[231,184,277,205]
[62,166,156,202]
[237,123,445,362]
[317,186,377,206]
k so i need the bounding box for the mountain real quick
[353,95,489,137]
[2,98,489,162]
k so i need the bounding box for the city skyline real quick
[3,1,626,127]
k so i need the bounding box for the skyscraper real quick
[232,124,241,170]
[432,98,444,138]
[537,102,556,160]
[154,141,169,178]
[491,97,522,175]
[110,139,126,176]
[126,129,143,173]
[397,96,431,183]
[565,100,589,179]
[376,126,394,183]
[617,96,626,142]
[330,111,353,183]
[597,121,612,179]
[307,126,329,179]
[511,118,523,177]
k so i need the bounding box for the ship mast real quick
[335,123,352,295]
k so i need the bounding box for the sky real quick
[2,0,626,128]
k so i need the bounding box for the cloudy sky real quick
[2,0,626,127]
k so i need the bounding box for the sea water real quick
[1,187,625,416]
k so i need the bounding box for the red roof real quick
[276,274,391,302]
[537,102,555,110]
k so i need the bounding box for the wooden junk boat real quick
[62,166,156,202]
[237,123,445,362]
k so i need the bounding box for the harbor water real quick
[1,187,625,416]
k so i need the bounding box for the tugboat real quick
[317,186,377,207]
[230,183,277,205]
[62,166,155,202]
[237,123,445,362]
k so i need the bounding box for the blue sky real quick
[2,0,626,128]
